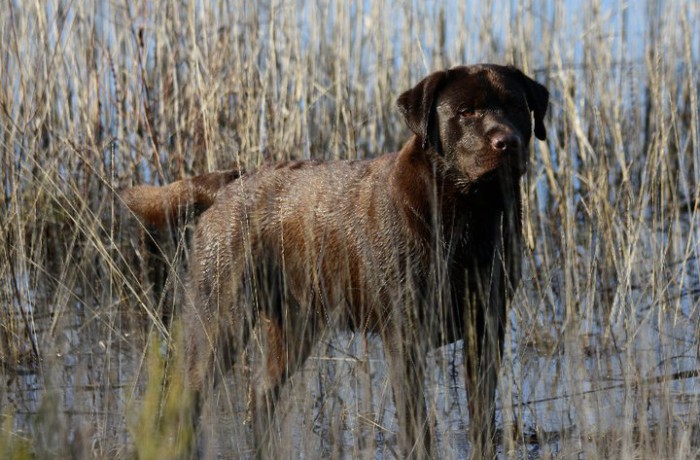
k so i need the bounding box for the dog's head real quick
[397,64,548,182]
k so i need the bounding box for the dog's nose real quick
[490,132,522,151]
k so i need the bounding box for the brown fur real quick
[121,64,548,458]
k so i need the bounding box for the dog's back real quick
[185,150,445,332]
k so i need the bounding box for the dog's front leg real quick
[478,291,505,460]
[463,256,507,460]
[384,337,431,459]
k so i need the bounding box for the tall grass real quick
[1,0,698,458]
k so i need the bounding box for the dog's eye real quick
[458,106,476,117]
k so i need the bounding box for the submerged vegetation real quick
[1,0,699,458]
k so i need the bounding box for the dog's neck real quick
[391,136,523,245]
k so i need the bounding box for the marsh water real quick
[4,234,699,458]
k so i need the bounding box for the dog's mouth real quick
[447,151,525,194]
[474,153,501,173]
[476,149,526,177]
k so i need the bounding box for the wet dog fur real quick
[121,64,548,458]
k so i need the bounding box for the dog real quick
[121,64,548,458]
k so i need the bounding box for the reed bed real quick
[1,0,699,458]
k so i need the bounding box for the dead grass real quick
[1,0,699,458]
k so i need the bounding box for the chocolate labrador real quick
[121,64,548,458]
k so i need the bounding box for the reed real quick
[0,0,698,458]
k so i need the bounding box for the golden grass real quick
[0,0,698,458]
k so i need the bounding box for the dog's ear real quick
[512,68,549,141]
[397,70,448,149]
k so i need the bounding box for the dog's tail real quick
[120,169,243,228]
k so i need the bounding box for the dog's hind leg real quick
[248,292,320,458]
[185,262,254,458]
[246,311,285,455]
[186,315,251,458]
